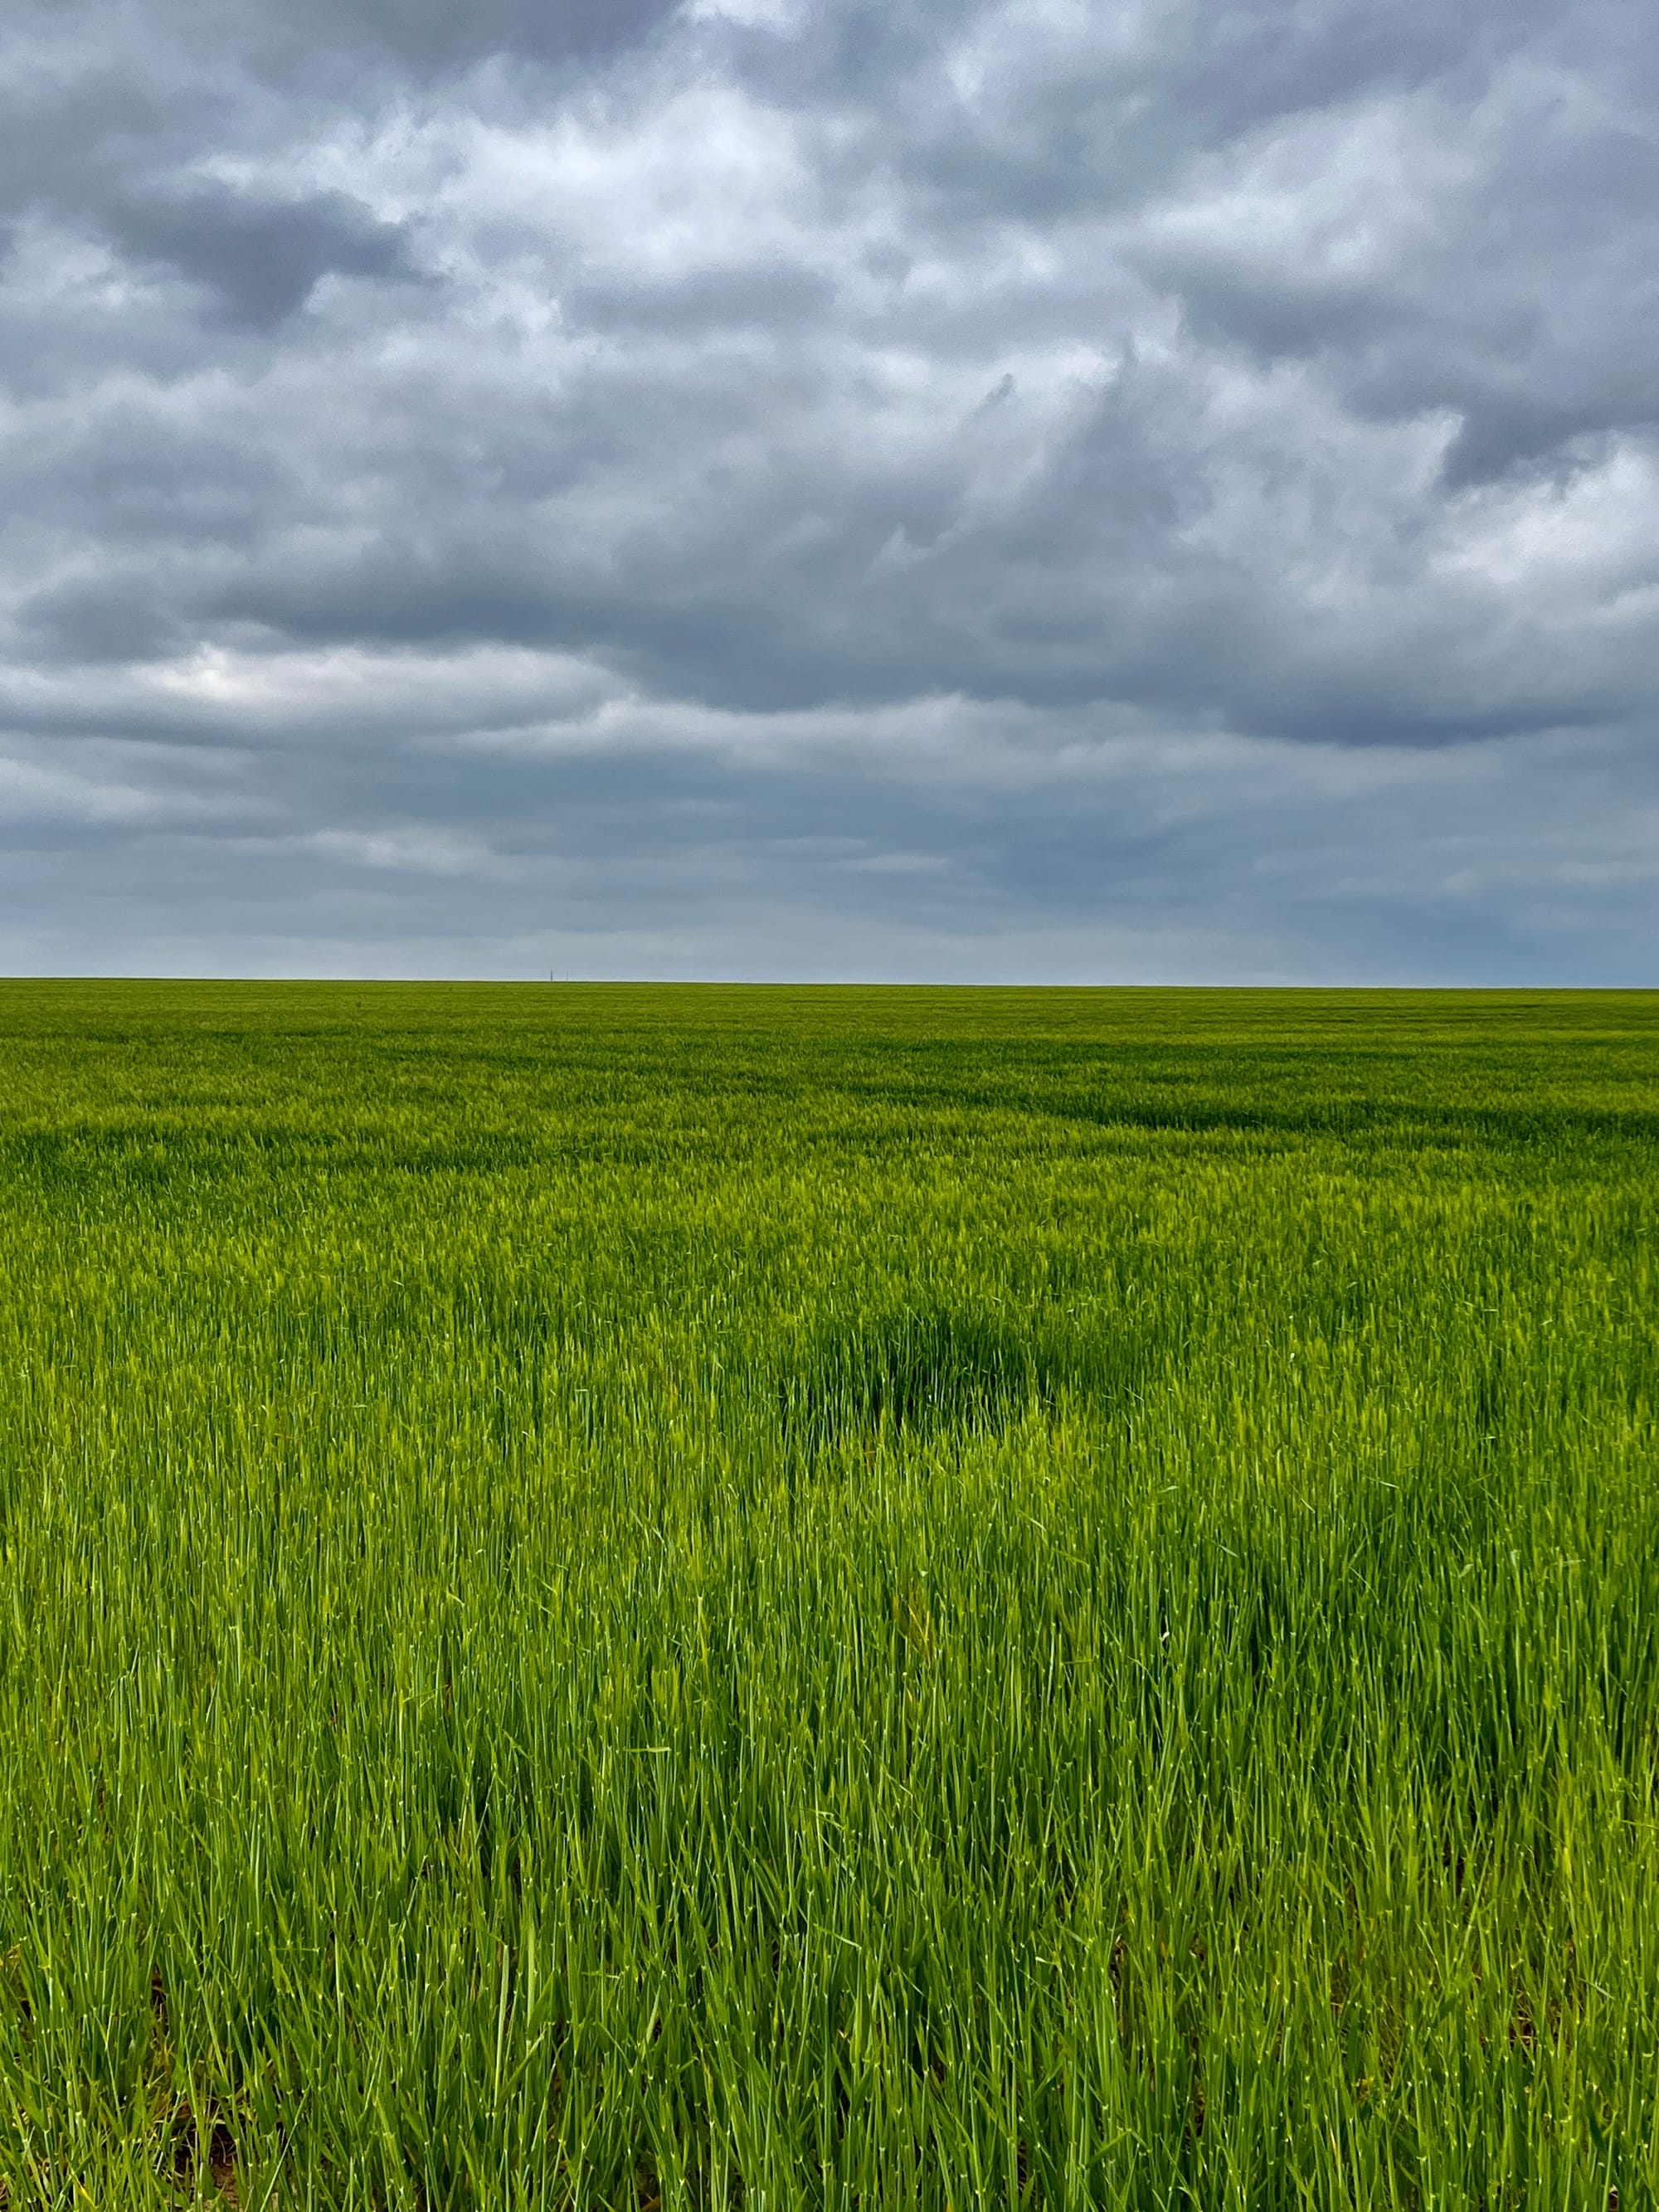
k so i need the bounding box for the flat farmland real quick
[0,983,1655,2209]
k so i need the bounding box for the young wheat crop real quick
[0,982,1654,2208]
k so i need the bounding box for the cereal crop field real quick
[0,982,1655,2209]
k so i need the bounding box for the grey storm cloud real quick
[97,183,426,329]
[0,0,1656,980]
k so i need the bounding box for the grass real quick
[0,980,1655,2209]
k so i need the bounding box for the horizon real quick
[3,975,1654,996]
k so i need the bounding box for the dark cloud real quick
[98,183,426,328]
[11,0,681,87]
[231,0,681,83]
[19,574,188,664]
[0,0,1655,978]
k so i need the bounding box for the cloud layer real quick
[2,0,1656,979]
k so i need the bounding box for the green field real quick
[1,983,1656,2209]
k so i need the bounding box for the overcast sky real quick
[2,0,1656,981]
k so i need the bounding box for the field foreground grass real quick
[0,982,1656,2209]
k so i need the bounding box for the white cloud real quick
[309,824,499,874]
